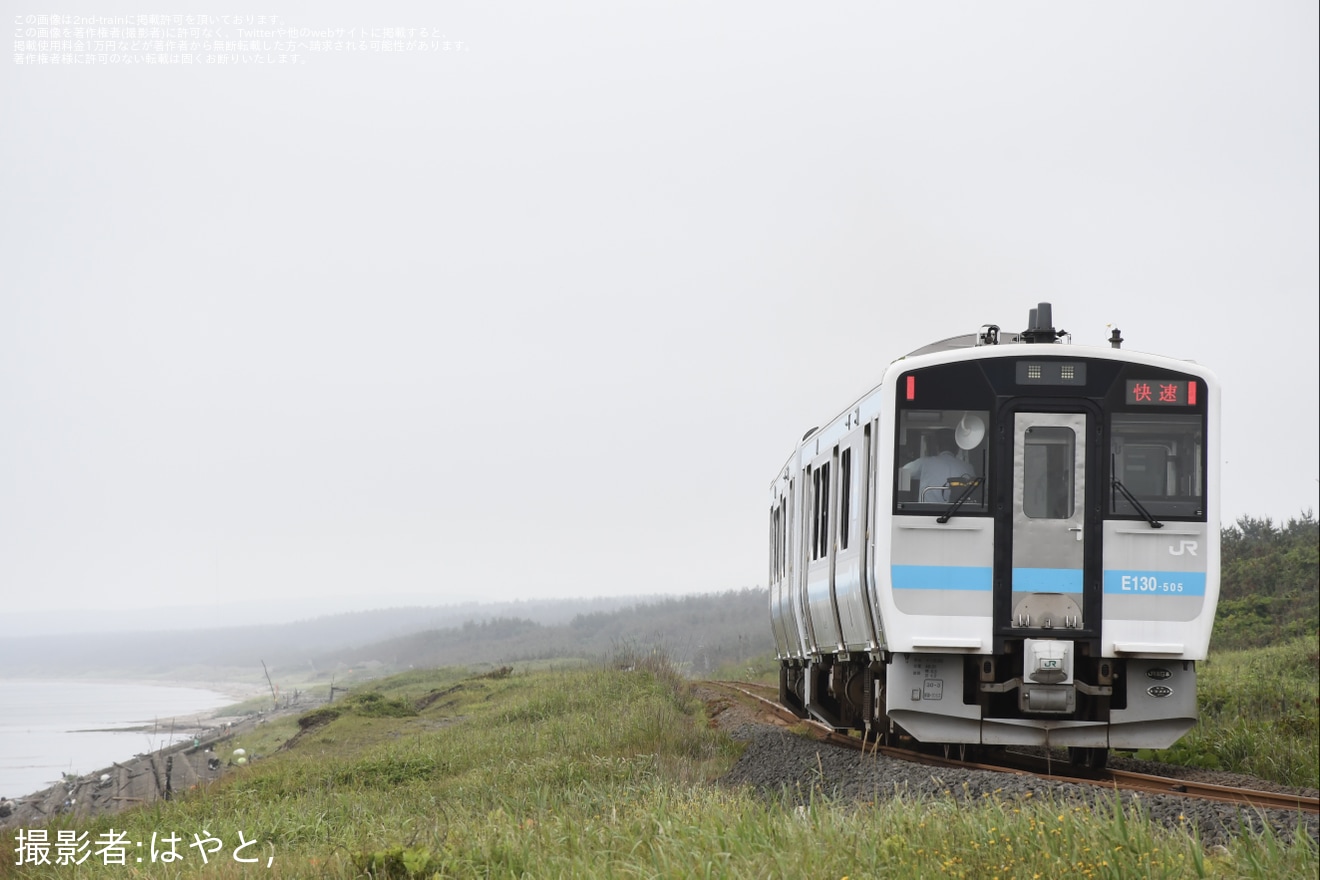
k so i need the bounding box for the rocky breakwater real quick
[0,709,283,831]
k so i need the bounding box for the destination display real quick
[1125,379,1196,406]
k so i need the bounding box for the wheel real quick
[1068,747,1108,770]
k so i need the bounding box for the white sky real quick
[3,2,1317,617]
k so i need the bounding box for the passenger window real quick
[810,465,830,561]
[818,463,830,559]
[839,448,851,550]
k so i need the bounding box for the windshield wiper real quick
[937,477,984,524]
[1112,478,1163,529]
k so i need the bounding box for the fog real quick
[3,2,1316,619]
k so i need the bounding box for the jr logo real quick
[1168,540,1198,557]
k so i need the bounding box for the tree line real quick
[1213,511,1318,650]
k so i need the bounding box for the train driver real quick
[900,414,985,503]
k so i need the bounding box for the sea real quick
[0,680,235,799]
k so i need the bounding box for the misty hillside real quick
[0,591,772,681]
[311,589,772,677]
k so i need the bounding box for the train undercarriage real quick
[779,649,1199,771]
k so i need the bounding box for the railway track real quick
[710,680,1319,816]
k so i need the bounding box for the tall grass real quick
[1144,636,1319,788]
[5,655,1315,879]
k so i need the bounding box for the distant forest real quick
[3,514,1312,684]
[324,589,771,676]
[1212,511,1319,650]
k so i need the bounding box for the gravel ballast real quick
[712,708,1318,850]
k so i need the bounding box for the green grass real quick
[5,658,1316,879]
[1140,636,1320,789]
[711,652,779,685]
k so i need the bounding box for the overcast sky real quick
[3,2,1317,619]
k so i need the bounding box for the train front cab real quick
[882,348,1217,760]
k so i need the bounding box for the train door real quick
[769,488,800,657]
[1006,411,1097,633]
[803,454,843,652]
[798,465,821,652]
[834,429,878,650]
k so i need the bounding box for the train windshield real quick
[895,409,990,512]
[1109,414,1205,518]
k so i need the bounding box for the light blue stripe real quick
[891,565,993,591]
[1104,571,1207,597]
[1012,568,1084,593]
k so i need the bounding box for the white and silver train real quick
[768,303,1219,767]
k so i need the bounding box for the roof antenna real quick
[1109,327,1123,349]
[1022,302,1065,344]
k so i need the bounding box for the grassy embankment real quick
[8,655,1315,879]
[1140,513,1318,788]
[1140,635,1319,789]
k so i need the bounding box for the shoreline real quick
[1,680,303,828]
[0,693,310,830]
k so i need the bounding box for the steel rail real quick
[709,680,1319,815]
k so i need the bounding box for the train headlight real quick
[1025,639,1072,685]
